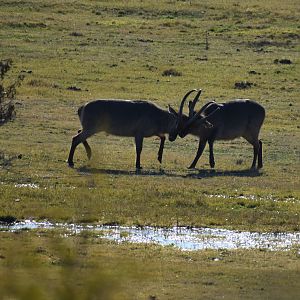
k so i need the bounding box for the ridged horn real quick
[184,107,220,130]
[188,89,202,117]
[178,89,198,118]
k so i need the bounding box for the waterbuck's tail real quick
[77,105,85,126]
[77,105,84,119]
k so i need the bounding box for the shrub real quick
[234,81,254,89]
[0,59,24,125]
[162,68,182,77]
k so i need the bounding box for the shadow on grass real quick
[77,166,263,178]
[185,168,263,179]
[76,166,177,177]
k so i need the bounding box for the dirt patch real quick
[70,32,84,37]
[234,81,254,89]
[162,68,182,77]
[67,86,82,91]
[274,59,292,65]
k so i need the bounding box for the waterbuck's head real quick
[168,89,216,141]
[167,89,199,142]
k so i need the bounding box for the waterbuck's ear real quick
[168,105,178,116]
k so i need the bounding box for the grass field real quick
[0,0,299,299]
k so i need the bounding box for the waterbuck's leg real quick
[258,140,263,169]
[208,140,215,168]
[188,139,207,169]
[247,139,260,169]
[83,141,92,160]
[243,135,260,169]
[157,135,166,164]
[135,136,144,169]
[78,130,92,160]
[251,142,259,169]
[67,130,91,167]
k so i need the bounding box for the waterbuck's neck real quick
[163,110,177,134]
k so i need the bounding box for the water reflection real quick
[1,220,299,251]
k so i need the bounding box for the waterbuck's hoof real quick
[135,167,143,175]
[188,165,196,170]
[67,161,74,168]
[158,157,162,164]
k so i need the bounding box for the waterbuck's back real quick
[203,99,265,140]
[79,99,168,137]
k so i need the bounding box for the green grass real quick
[0,0,299,298]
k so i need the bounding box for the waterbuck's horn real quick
[178,89,198,118]
[184,107,220,130]
[195,101,216,117]
[188,89,202,117]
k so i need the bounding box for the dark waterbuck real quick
[169,89,265,169]
[67,91,210,169]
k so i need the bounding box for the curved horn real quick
[178,89,198,118]
[196,101,216,117]
[184,106,220,130]
[189,89,202,117]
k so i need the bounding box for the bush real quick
[0,59,25,125]
[162,68,182,77]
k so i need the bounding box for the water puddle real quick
[14,183,39,189]
[1,220,299,251]
[205,193,299,204]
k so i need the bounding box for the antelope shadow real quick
[76,166,177,177]
[185,168,263,179]
[77,166,262,178]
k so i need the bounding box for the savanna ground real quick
[0,0,299,299]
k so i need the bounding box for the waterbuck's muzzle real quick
[179,131,188,138]
[168,134,177,142]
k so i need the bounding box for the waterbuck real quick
[67,90,211,169]
[169,89,265,169]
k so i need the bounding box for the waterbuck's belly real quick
[216,123,248,140]
[101,123,158,138]
[103,127,136,137]
[217,132,243,141]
